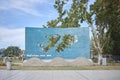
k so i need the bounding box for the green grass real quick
[12,58,23,63]
[0,58,120,70]
[0,65,120,70]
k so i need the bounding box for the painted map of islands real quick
[39,34,78,53]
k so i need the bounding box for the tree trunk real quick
[98,52,102,65]
[89,24,103,65]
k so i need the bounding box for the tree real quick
[3,46,21,57]
[43,0,90,52]
[90,0,120,55]
[44,0,103,64]
[44,0,120,64]
[83,0,120,64]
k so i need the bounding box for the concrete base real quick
[23,57,93,66]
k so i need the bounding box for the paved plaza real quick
[0,70,120,80]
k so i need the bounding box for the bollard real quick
[6,57,12,70]
[6,61,12,70]
[102,57,107,66]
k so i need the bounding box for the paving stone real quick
[0,70,120,80]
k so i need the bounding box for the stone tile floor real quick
[0,70,120,80]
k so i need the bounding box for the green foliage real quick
[47,20,58,28]
[44,0,88,28]
[90,0,120,55]
[3,46,21,57]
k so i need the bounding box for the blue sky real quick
[0,0,94,50]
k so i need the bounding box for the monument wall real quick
[25,27,90,60]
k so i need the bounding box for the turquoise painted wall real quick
[25,27,90,60]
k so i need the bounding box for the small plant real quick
[0,58,6,66]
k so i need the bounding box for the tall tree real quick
[44,0,120,64]
[44,0,103,64]
[90,0,120,55]
[3,46,21,57]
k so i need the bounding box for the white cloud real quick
[0,0,48,16]
[0,27,25,49]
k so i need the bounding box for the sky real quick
[0,0,95,50]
